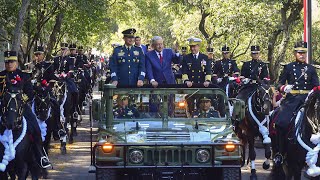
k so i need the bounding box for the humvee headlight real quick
[196,149,210,163]
[129,150,144,164]
[101,143,113,153]
[178,101,186,107]
[225,142,236,152]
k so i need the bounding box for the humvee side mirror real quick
[229,99,245,122]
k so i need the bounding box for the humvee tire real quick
[221,167,241,180]
[96,168,118,180]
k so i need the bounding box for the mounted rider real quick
[0,50,51,168]
[31,45,66,142]
[274,41,319,164]
[237,45,270,100]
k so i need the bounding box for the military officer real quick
[53,42,70,74]
[75,46,89,69]
[273,41,319,164]
[193,96,220,118]
[181,37,212,87]
[113,95,139,119]
[237,45,269,100]
[110,28,146,87]
[213,45,240,83]
[0,51,51,168]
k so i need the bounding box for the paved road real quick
[31,91,308,180]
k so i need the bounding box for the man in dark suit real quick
[135,36,147,54]
[145,36,180,87]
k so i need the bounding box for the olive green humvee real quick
[92,84,245,180]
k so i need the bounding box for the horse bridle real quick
[35,90,51,113]
[1,91,24,126]
[254,85,272,113]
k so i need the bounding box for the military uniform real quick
[237,45,269,100]
[110,28,146,86]
[213,46,240,79]
[113,105,140,119]
[273,42,319,163]
[181,38,212,84]
[0,51,51,168]
[193,109,220,118]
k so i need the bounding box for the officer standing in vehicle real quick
[0,50,51,168]
[273,41,319,164]
[181,37,212,87]
[110,28,146,87]
[193,96,221,118]
[237,45,269,100]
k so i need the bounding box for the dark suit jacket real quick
[145,48,179,84]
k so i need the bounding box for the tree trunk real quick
[12,0,31,51]
[46,12,64,61]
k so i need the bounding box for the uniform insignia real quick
[122,59,125,62]
[118,60,121,63]
[133,51,139,56]
[137,59,139,63]
[118,52,125,57]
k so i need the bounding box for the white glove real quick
[243,78,250,84]
[217,78,222,83]
[31,79,37,84]
[284,85,293,93]
[229,77,235,81]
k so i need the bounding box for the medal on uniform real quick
[228,62,232,69]
[201,59,206,66]
[118,52,125,57]
[122,59,125,62]
[133,51,139,56]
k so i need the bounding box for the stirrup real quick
[73,112,79,119]
[273,153,284,165]
[40,156,51,169]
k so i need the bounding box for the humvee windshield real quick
[112,93,226,119]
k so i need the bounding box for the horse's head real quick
[1,83,24,129]
[254,82,273,115]
[52,80,66,104]
[34,82,51,121]
[305,86,320,134]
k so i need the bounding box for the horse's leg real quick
[262,143,272,170]
[0,172,9,180]
[248,135,257,180]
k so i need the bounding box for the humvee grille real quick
[145,149,193,165]
[146,128,190,142]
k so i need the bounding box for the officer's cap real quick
[200,96,211,102]
[207,47,214,54]
[4,51,18,61]
[122,28,136,38]
[69,43,77,50]
[119,95,129,101]
[294,41,307,53]
[187,37,202,46]
[34,46,44,54]
[222,45,230,53]
[251,45,260,54]
[60,42,68,49]
[78,46,84,50]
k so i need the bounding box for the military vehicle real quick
[92,84,245,180]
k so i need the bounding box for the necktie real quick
[159,53,163,64]
[194,55,197,59]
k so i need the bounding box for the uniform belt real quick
[290,90,310,94]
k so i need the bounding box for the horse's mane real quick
[303,89,320,135]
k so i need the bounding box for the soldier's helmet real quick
[294,41,307,53]
[251,45,260,54]
[221,45,230,53]
[4,51,18,62]
[34,46,44,54]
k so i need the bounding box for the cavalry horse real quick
[33,80,66,155]
[272,86,320,180]
[0,80,39,180]
[235,80,273,180]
